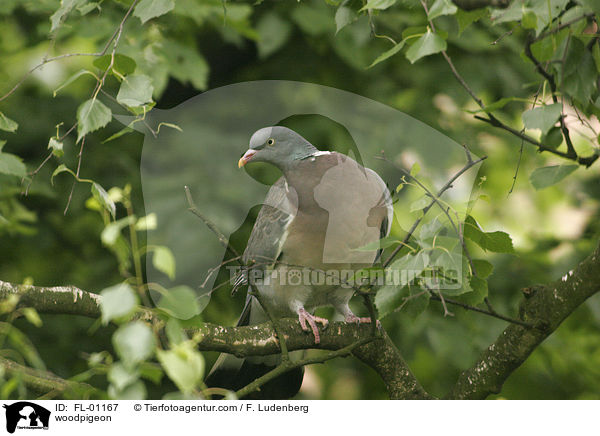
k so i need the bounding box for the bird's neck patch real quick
[300,150,332,161]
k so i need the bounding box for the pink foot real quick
[298,308,329,344]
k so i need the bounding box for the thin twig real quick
[429,293,533,328]
[0,1,139,103]
[234,335,375,398]
[532,13,594,43]
[184,186,240,260]
[63,136,85,215]
[382,154,487,268]
[419,0,594,167]
[22,151,53,195]
[491,29,514,45]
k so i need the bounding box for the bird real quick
[205,126,392,399]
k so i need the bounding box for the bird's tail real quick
[204,296,304,399]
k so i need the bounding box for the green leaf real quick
[51,164,76,185]
[464,215,514,253]
[428,0,457,21]
[472,259,493,278]
[53,69,97,96]
[139,362,164,384]
[50,0,86,32]
[108,380,147,400]
[521,9,537,29]
[410,196,430,212]
[100,283,138,325]
[47,138,63,157]
[593,42,600,73]
[456,8,487,34]
[116,75,154,108]
[113,321,155,369]
[0,151,26,177]
[375,285,429,319]
[541,126,563,149]
[405,30,447,64]
[134,0,175,24]
[387,251,430,287]
[529,164,578,190]
[419,217,443,240]
[359,0,397,12]
[522,103,562,135]
[467,275,488,304]
[165,318,187,345]
[530,0,569,35]
[93,54,137,76]
[402,26,427,40]
[256,12,292,58]
[76,98,112,142]
[410,162,421,177]
[530,35,557,62]
[157,285,201,320]
[580,0,600,15]
[91,182,116,218]
[152,246,176,280]
[101,216,134,247]
[77,1,100,15]
[157,342,205,393]
[22,308,42,327]
[355,235,401,251]
[335,6,357,34]
[291,4,334,36]
[490,0,523,24]
[563,50,597,105]
[103,126,134,143]
[135,213,157,231]
[375,284,402,318]
[368,41,406,68]
[108,362,139,391]
[0,111,18,132]
[160,40,209,90]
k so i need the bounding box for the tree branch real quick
[0,356,101,399]
[447,238,600,399]
[0,280,431,399]
[419,0,598,168]
[0,281,102,318]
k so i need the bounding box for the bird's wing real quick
[206,180,302,398]
[232,177,296,293]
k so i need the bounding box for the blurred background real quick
[0,0,599,399]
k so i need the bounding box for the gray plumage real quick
[205,126,393,399]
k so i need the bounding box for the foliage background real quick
[0,0,599,399]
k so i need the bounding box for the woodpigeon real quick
[205,126,393,398]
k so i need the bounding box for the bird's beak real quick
[238,149,257,168]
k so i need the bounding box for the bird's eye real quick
[267,138,275,146]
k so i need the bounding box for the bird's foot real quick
[298,308,328,344]
[344,314,382,329]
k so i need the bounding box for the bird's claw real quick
[298,308,328,344]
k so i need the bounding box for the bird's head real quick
[238,126,318,171]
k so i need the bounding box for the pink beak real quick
[238,149,257,168]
